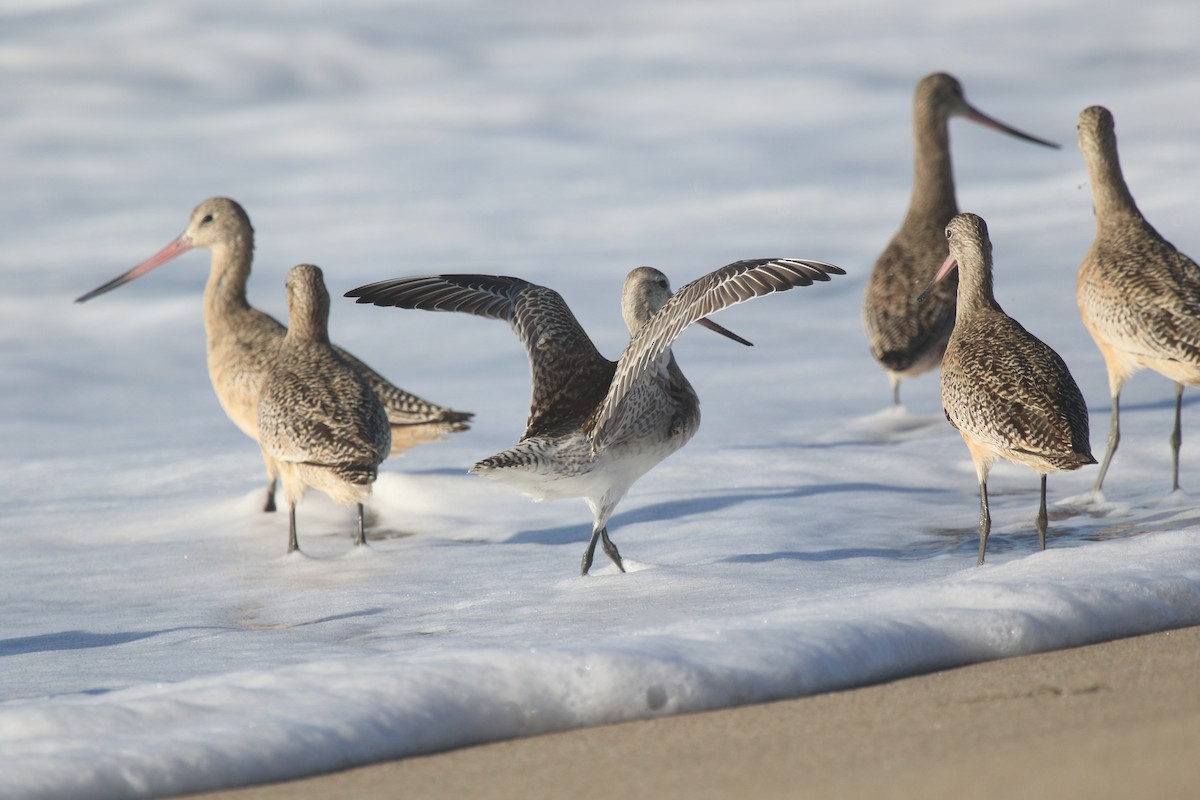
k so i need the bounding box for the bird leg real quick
[580,530,599,576]
[1171,382,1184,492]
[263,477,278,513]
[581,524,626,576]
[1093,393,1121,494]
[1036,474,1048,551]
[355,503,367,547]
[287,503,299,554]
[889,374,901,408]
[601,528,625,573]
[976,480,991,566]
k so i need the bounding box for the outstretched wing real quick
[587,258,845,447]
[347,275,616,437]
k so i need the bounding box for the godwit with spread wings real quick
[348,258,845,574]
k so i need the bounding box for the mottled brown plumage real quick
[258,265,391,553]
[863,73,1059,406]
[938,213,1094,564]
[348,258,845,575]
[76,197,471,511]
[1076,105,1200,494]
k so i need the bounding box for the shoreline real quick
[182,624,1200,800]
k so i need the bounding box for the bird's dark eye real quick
[201,214,214,225]
[945,229,952,240]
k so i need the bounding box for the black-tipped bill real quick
[696,316,753,347]
[965,106,1060,149]
[75,236,194,303]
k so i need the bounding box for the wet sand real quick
[182,624,1200,800]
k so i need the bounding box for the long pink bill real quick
[917,253,960,302]
[696,316,753,347]
[964,106,1059,149]
[75,235,194,303]
[932,253,959,284]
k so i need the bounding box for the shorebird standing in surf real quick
[258,265,391,554]
[75,197,471,512]
[935,213,1094,565]
[348,258,845,575]
[1076,105,1200,495]
[863,72,1059,407]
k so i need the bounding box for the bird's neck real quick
[1086,143,1145,231]
[955,262,999,318]
[903,111,958,228]
[285,310,331,346]
[203,237,254,327]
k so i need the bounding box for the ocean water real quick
[3,0,1200,796]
